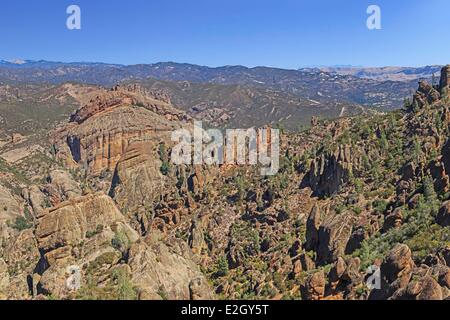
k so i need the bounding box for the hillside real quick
[0,60,416,111]
[1,65,450,300]
[130,78,366,129]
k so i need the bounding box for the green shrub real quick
[86,225,104,238]
[214,256,229,278]
[158,143,171,176]
[111,230,130,252]
[112,269,138,301]
[160,162,170,176]
[9,216,33,231]
[372,199,388,214]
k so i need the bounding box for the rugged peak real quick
[70,85,187,125]
[417,80,434,94]
[413,79,441,109]
[411,65,450,110]
[110,84,172,104]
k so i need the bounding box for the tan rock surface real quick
[128,240,214,300]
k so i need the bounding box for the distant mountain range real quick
[300,65,442,82]
[129,78,366,130]
[0,60,422,112]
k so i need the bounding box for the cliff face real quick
[108,139,166,221]
[304,144,354,197]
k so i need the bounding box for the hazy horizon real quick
[0,58,446,70]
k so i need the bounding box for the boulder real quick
[399,276,443,300]
[189,277,214,300]
[371,244,415,300]
[382,208,403,232]
[302,271,325,300]
[328,257,347,285]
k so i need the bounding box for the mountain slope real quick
[131,78,366,129]
[0,60,417,111]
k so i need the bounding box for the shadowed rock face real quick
[304,144,353,197]
[437,201,450,227]
[316,213,354,266]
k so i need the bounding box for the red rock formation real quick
[55,85,190,175]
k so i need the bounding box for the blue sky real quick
[0,0,449,68]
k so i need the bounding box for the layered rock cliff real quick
[54,84,189,176]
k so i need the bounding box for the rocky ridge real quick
[1,65,450,300]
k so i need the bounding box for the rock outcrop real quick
[34,193,139,297]
[302,271,325,300]
[370,244,415,300]
[440,65,450,94]
[54,85,189,175]
[36,193,138,254]
[436,201,450,227]
[413,80,440,108]
[128,240,214,300]
[316,213,354,265]
[305,204,321,251]
[304,145,353,196]
[109,139,165,214]
[45,170,82,205]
